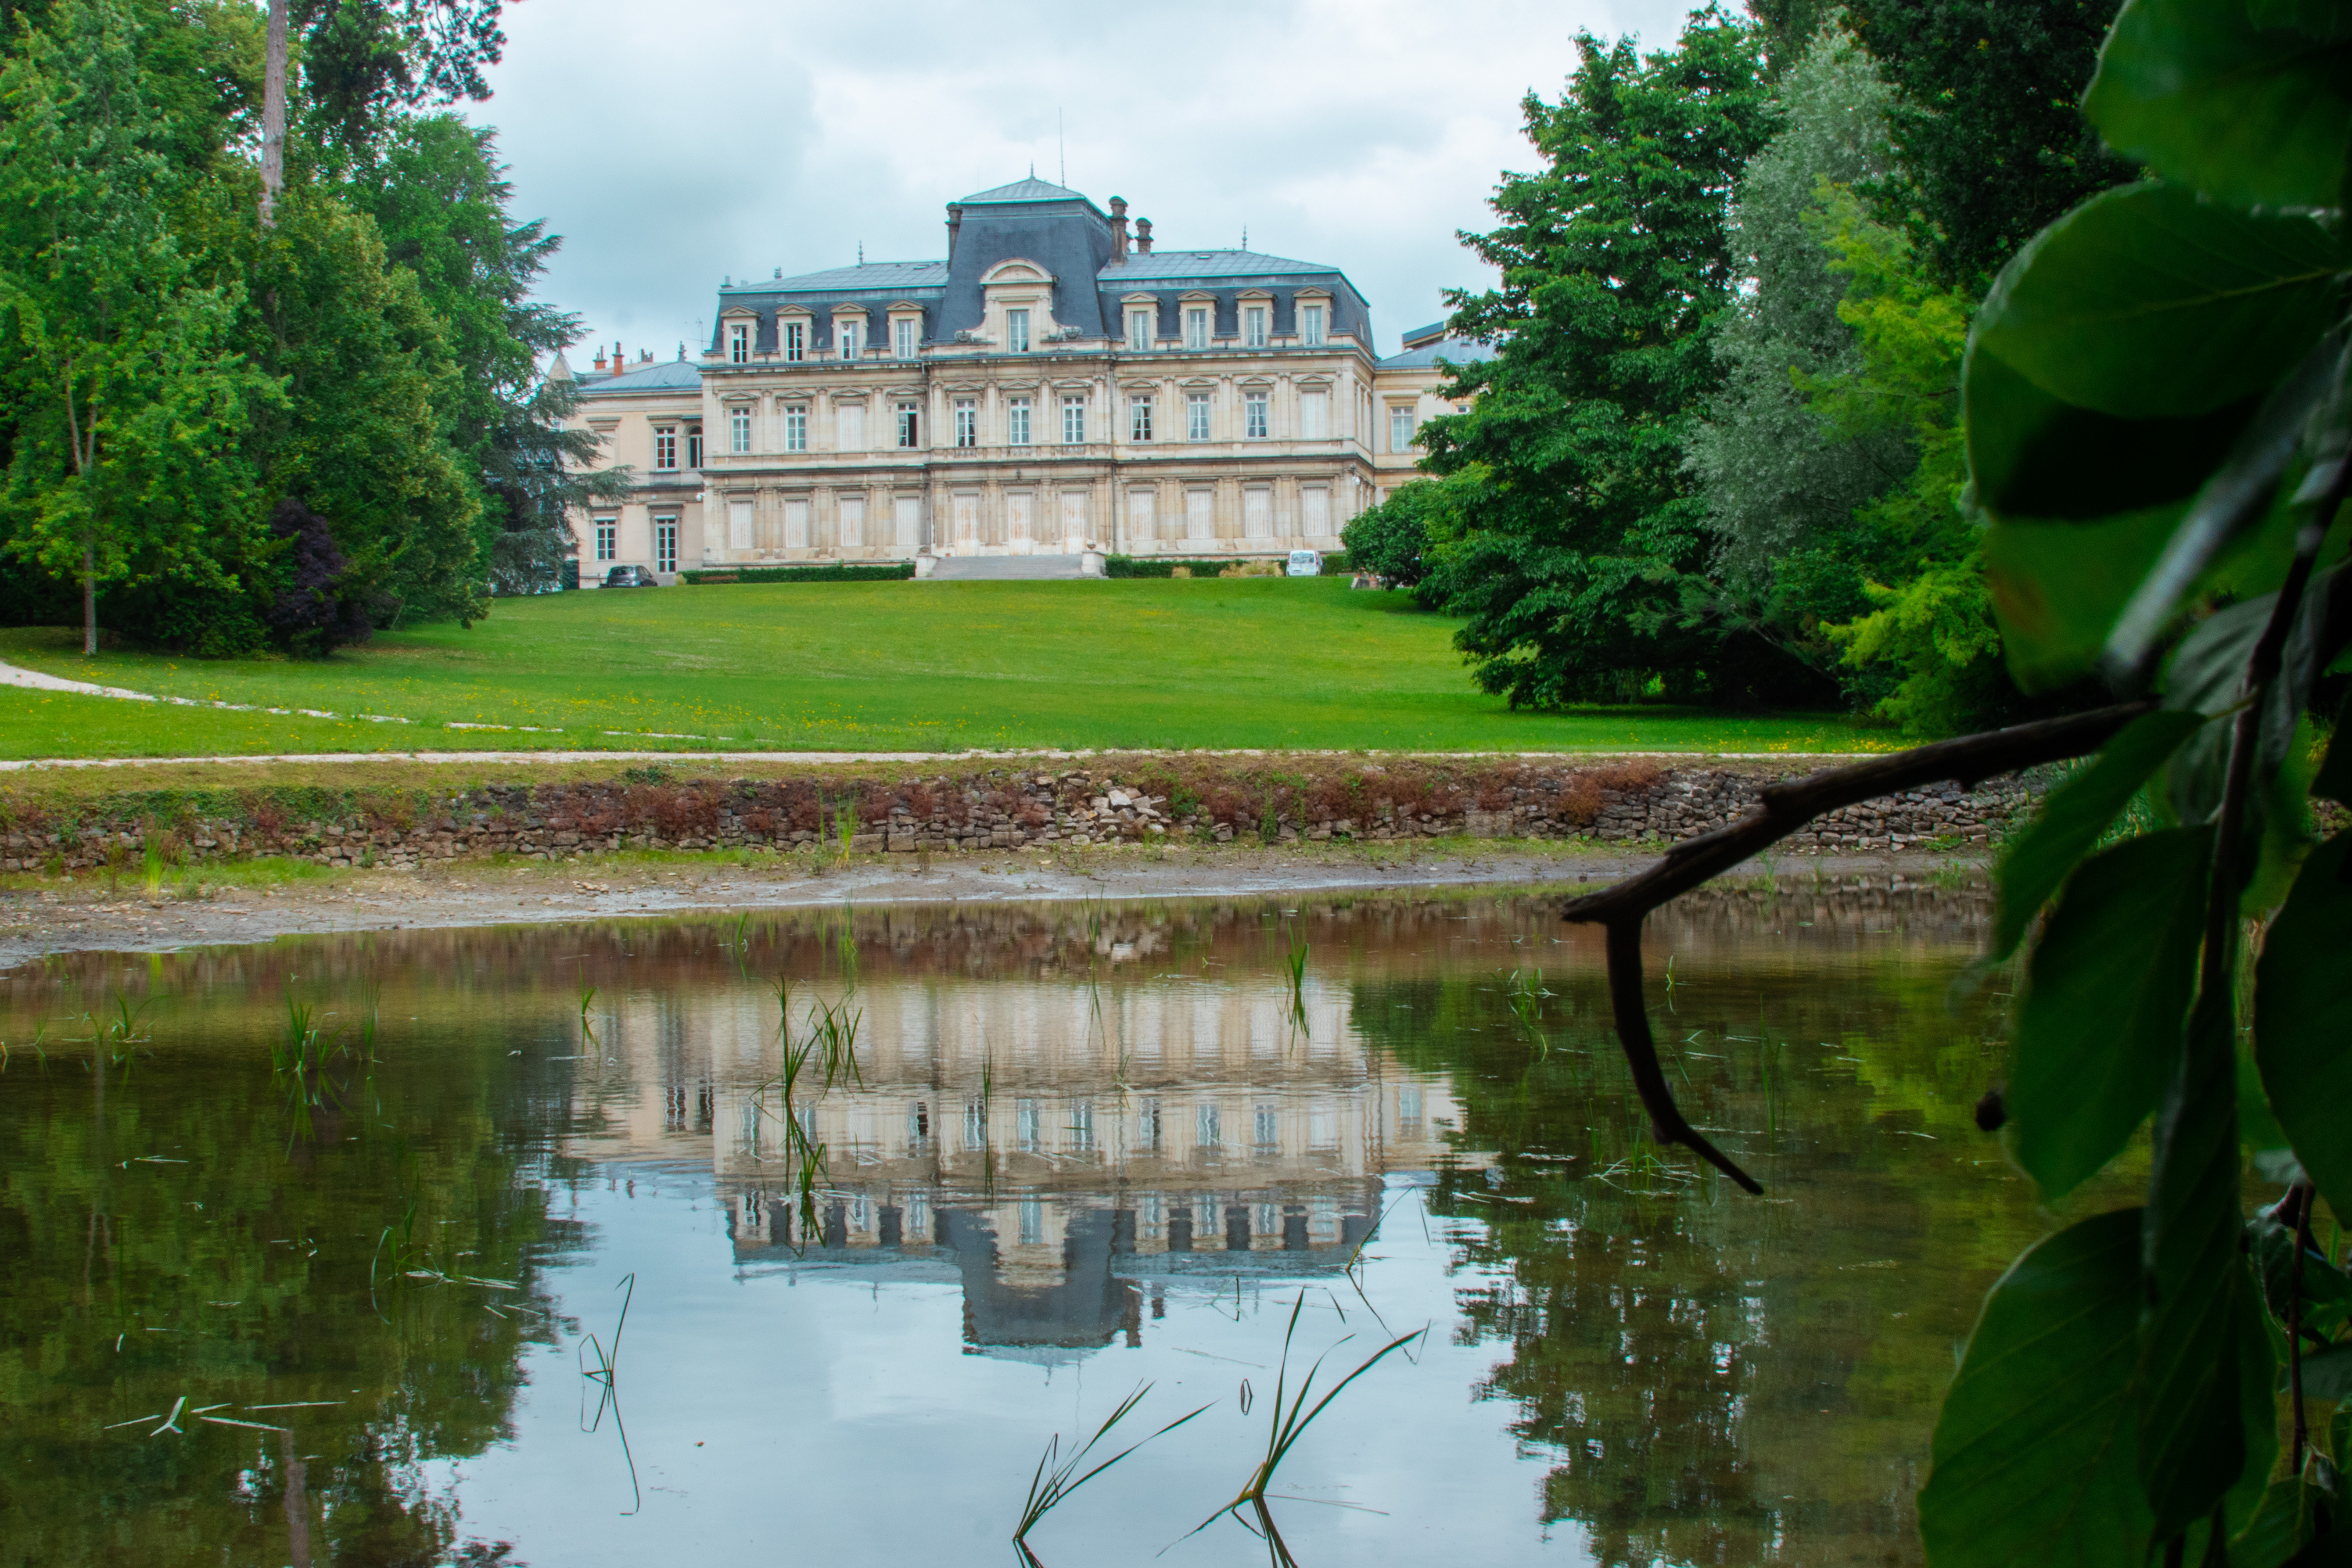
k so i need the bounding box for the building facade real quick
[562,178,1478,580]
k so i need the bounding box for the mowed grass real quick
[0,578,1893,759]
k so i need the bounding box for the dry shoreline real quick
[0,837,1987,968]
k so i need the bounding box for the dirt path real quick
[0,840,1982,967]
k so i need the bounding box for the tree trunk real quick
[82,540,96,657]
[259,0,288,227]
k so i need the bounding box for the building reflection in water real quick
[572,956,1468,1364]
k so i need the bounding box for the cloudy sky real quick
[467,0,1701,361]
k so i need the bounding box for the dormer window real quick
[1300,304,1325,346]
[728,323,750,364]
[893,317,918,359]
[1007,309,1031,354]
[1185,307,1209,350]
[783,320,805,362]
[1127,309,1153,352]
[838,321,863,360]
[1244,307,1268,348]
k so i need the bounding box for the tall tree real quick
[1419,9,1798,708]
[1843,0,2134,290]
[353,115,625,594]
[0,0,277,653]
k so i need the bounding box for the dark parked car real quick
[603,565,660,588]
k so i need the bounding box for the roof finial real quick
[858,241,864,266]
[1242,224,1248,250]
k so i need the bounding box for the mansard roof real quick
[724,260,948,296]
[1377,334,1487,371]
[959,176,1088,205]
[579,359,704,394]
[1102,248,1340,283]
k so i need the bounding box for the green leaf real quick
[2164,594,2274,825]
[2255,830,2352,1222]
[2293,1344,2352,1402]
[2140,992,2253,1538]
[2010,828,2213,1198]
[2086,0,2352,209]
[2248,0,2352,37]
[1967,342,2256,522]
[1919,1208,2154,1568]
[1985,510,2189,690]
[1973,185,2345,421]
[2317,692,2352,807]
[2237,1475,2336,1568]
[2106,330,2352,679]
[1994,711,2207,961]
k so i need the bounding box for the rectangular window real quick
[1008,397,1031,446]
[896,402,920,449]
[1300,304,1325,346]
[838,402,867,451]
[1128,395,1153,443]
[1245,306,1267,347]
[1062,395,1086,445]
[654,518,678,574]
[653,425,677,470]
[1245,391,1269,439]
[1186,392,1211,441]
[728,323,749,363]
[838,493,864,547]
[1018,1098,1041,1153]
[1196,1102,1221,1150]
[729,407,751,454]
[837,321,862,359]
[1007,308,1030,353]
[1389,405,1415,453]
[1070,1102,1095,1153]
[783,405,807,452]
[1300,390,1329,440]
[1254,1105,1278,1152]
[783,320,804,362]
[954,400,977,448]
[686,426,703,468]
[893,318,917,359]
[594,520,616,562]
[1185,307,1208,350]
[1127,309,1153,351]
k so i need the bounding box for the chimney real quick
[946,203,963,261]
[1135,218,1153,255]
[1109,196,1130,260]
[593,348,607,372]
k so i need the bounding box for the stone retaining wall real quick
[0,756,2044,874]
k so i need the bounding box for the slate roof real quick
[959,176,1089,205]
[1377,335,1487,371]
[580,359,704,394]
[723,260,948,296]
[1102,248,1339,283]
[1399,320,1449,348]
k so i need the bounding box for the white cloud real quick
[470,0,1706,357]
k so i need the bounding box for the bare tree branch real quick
[1564,699,2157,1194]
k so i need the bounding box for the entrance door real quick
[1059,492,1089,553]
[654,518,679,574]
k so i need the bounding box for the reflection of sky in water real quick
[442,1175,1540,1565]
[2,889,2073,1566]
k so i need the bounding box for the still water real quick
[2,886,2064,1567]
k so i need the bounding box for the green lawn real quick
[0,578,1892,759]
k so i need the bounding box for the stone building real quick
[560,177,1480,581]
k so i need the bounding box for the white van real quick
[1286,549,1321,577]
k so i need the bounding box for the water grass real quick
[1185,1293,1424,1563]
[1011,1383,1207,1563]
[805,994,863,1089]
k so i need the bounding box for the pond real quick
[0,885,2076,1567]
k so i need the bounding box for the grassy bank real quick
[0,578,1889,760]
